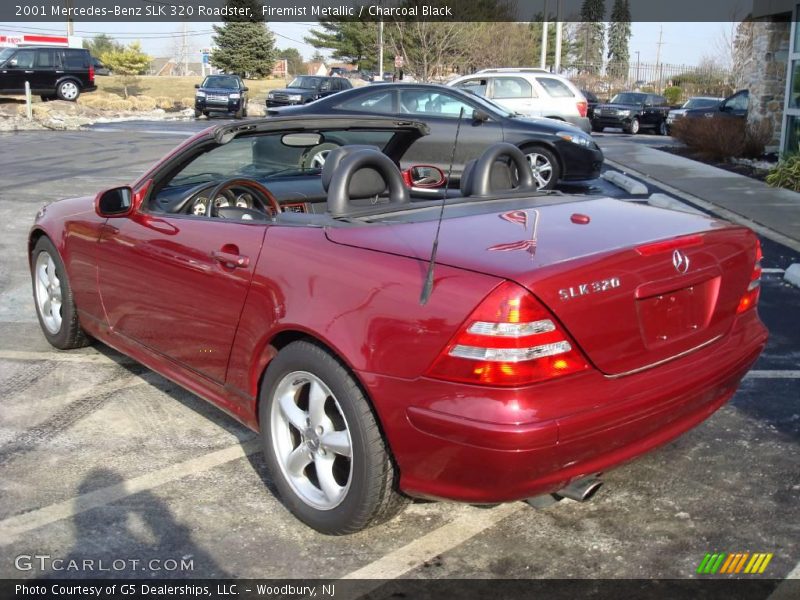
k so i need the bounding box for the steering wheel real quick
[203,177,282,218]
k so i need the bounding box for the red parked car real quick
[29,116,767,534]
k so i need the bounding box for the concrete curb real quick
[646,193,705,215]
[601,170,648,195]
[785,264,800,288]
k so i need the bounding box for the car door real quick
[32,48,59,93]
[719,91,749,120]
[1,48,36,93]
[640,94,658,127]
[490,76,539,117]
[395,88,505,174]
[97,208,267,384]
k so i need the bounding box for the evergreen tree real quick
[575,0,606,73]
[304,19,381,71]
[211,0,276,77]
[607,0,631,79]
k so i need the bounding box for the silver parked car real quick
[448,68,591,132]
[666,96,724,132]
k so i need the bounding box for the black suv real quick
[0,46,96,101]
[591,92,671,135]
[194,74,249,119]
[266,76,352,108]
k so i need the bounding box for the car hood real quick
[669,108,687,116]
[596,103,641,110]
[511,115,584,133]
[271,87,316,95]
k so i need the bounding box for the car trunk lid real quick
[326,198,757,376]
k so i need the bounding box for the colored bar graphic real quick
[699,552,774,575]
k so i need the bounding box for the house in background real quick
[305,61,328,76]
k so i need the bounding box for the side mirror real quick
[242,86,249,92]
[95,186,133,218]
[404,165,446,189]
[194,83,200,89]
[473,109,490,122]
[8,58,18,68]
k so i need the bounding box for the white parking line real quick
[0,439,260,547]
[762,268,786,274]
[767,561,800,599]
[340,503,521,590]
[745,370,800,379]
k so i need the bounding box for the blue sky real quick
[0,20,730,66]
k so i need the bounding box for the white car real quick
[448,68,590,132]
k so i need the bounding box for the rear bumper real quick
[360,312,767,503]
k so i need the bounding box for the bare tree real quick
[388,20,467,82]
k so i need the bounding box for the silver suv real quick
[448,68,590,132]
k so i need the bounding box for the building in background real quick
[0,34,83,48]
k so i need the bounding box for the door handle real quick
[24,70,34,74]
[211,250,249,268]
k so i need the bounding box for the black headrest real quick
[321,145,383,196]
[459,143,536,197]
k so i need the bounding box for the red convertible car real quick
[29,116,767,534]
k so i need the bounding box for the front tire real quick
[56,80,80,102]
[624,117,640,134]
[656,120,668,136]
[522,145,560,190]
[30,236,90,350]
[259,341,407,534]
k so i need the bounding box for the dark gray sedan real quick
[269,83,603,190]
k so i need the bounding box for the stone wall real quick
[741,17,790,151]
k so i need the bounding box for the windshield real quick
[610,92,647,105]
[202,75,240,89]
[289,77,323,90]
[0,48,15,63]
[683,97,720,109]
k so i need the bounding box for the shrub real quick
[129,95,157,111]
[670,117,772,161]
[664,86,682,105]
[154,96,175,110]
[766,154,800,192]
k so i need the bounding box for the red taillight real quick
[89,64,95,83]
[635,234,704,256]
[737,240,763,314]
[426,282,589,386]
[577,100,588,118]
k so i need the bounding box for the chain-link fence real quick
[559,61,736,104]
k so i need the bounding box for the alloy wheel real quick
[525,152,554,189]
[34,251,62,334]
[270,371,353,510]
[309,150,331,169]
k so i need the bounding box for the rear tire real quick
[259,341,407,534]
[56,80,80,102]
[30,236,91,350]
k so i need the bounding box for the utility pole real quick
[378,20,384,81]
[554,0,563,73]
[655,26,664,92]
[65,0,74,37]
[182,20,189,76]
[540,0,549,70]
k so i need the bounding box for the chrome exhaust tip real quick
[555,476,603,502]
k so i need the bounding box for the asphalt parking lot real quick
[0,123,798,589]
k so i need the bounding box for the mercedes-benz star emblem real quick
[672,249,690,274]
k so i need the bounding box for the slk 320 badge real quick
[559,277,622,301]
